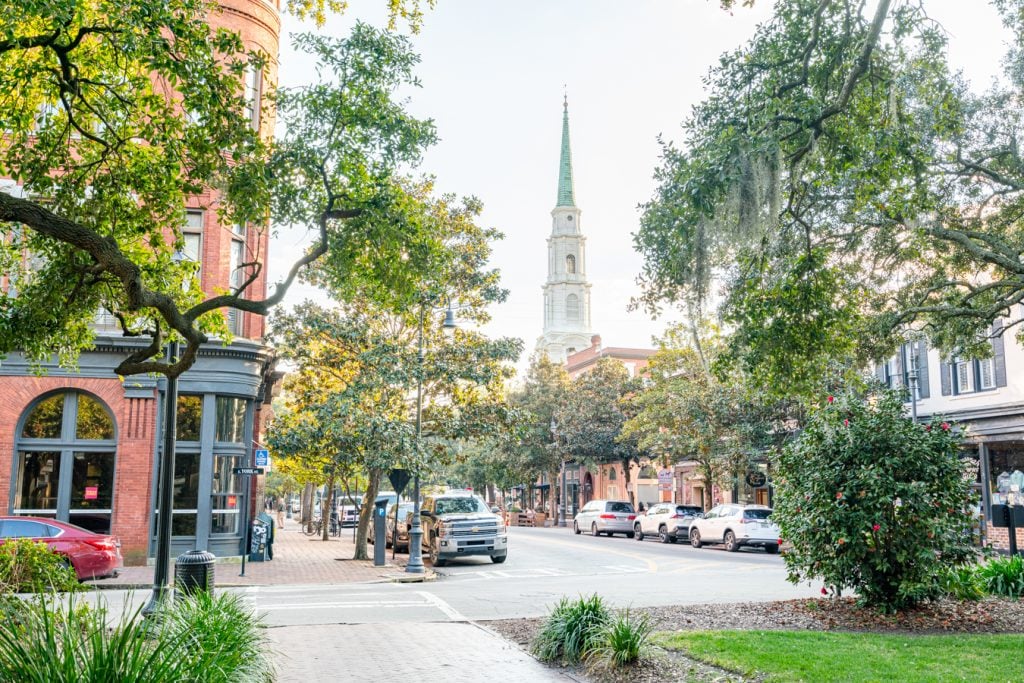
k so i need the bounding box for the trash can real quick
[249,519,270,562]
[175,549,215,599]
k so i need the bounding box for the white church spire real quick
[536,95,593,363]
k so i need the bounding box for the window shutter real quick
[992,320,1007,387]
[939,358,951,396]
[893,348,904,387]
[874,363,886,383]
[915,340,930,398]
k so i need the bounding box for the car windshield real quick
[434,497,489,515]
[743,508,772,520]
[677,506,703,516]
[606,502,635,514]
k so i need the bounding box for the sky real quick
[269,0,1010,369]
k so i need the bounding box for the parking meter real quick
[374,499,388,566]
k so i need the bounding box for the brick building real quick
[0,0,281,565]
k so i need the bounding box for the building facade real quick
[874,313,1024,550]
[0,0,280,565]
[536,98,593,363]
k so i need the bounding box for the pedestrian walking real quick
[276,496,286,528]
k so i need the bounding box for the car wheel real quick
[429,537,447,567]
[573,521,581,535]
[626,532,635,539]
[591,522,600,537]
[491,554,507,564]
[724,531,739,552]
[690,529,702,549]
[659,525,671,544]
[765,544,779,555]
[634,523,644,541]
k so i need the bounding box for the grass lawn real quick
[655,630,1024,683]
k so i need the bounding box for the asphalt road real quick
[247,525,819,626]
[86,526,820,626]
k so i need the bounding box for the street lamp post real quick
[143,340,179,616]
[406,300,457,574]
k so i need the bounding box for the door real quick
[644,504,666,534]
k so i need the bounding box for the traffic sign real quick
[388,468,411,496]
[233,467,264,475]
[254,449,269,467]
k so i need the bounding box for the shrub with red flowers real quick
[774,390,976,611]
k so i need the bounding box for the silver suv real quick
[419,491,507,566]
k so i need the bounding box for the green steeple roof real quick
[556,96,575,207]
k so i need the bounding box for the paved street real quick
[86,525,818,680]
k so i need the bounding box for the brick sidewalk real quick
[90,520,410,588]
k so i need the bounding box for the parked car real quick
[688,504,781,553]
[419,491,507,566]
[573,500,637,538]
[0,516,122,581]
[336,497,361,528]
[290,498,300,514]
[634,503,704,543]
[385,502,416,552]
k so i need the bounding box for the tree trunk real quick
[321,474,335,541]
[354,468,382,560]
[621,458,635,508]
[548,469,559,524]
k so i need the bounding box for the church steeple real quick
[556,95,575,208]
[537,93,592,364]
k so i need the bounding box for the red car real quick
[0,516,122,581]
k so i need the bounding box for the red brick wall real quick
[0,376,156,565]
[988,526,1024,552]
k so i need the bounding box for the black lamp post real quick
[143,339,179,616]
[406,300,457,574]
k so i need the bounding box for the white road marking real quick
[417,590,468,621]
[259,600,432,611]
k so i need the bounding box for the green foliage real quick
[0,539,80,594]
[586,609,652,669]
[505,354,570,487]
[556,357,641,472]
[633,0,1024,391]
[532,594,611,665]
[775,390,976,611]
[937,564,986,601]
[0,4,442,377]
[161,592,274,682]
[978,555,1024,599]
[0,593,272,682]
[621,323,788,509]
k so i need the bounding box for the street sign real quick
[233,467,264,475]
[388,468,411,496]
[254,449,269,467]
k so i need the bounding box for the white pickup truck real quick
[419,491,508,566]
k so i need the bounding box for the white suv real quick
[689,504,780,553]
[634,504,704,543]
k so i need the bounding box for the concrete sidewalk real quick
[267,622,580,682]
[89,520,410,588]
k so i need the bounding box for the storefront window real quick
[215,397,246,443]
[989,441,1024,506]
[13,392,117,533]
[15,451,61,511]
[177,395,203,441]
[211,455,240,535]
[21,395,63,439]
[171,452,200,536]
[76,395,114,440]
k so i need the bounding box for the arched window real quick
[608,468,617,481]
[566,294,580,321]
[14,392,117,534]
[565,254,576,274]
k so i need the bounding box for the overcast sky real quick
[269,0,1009,368]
